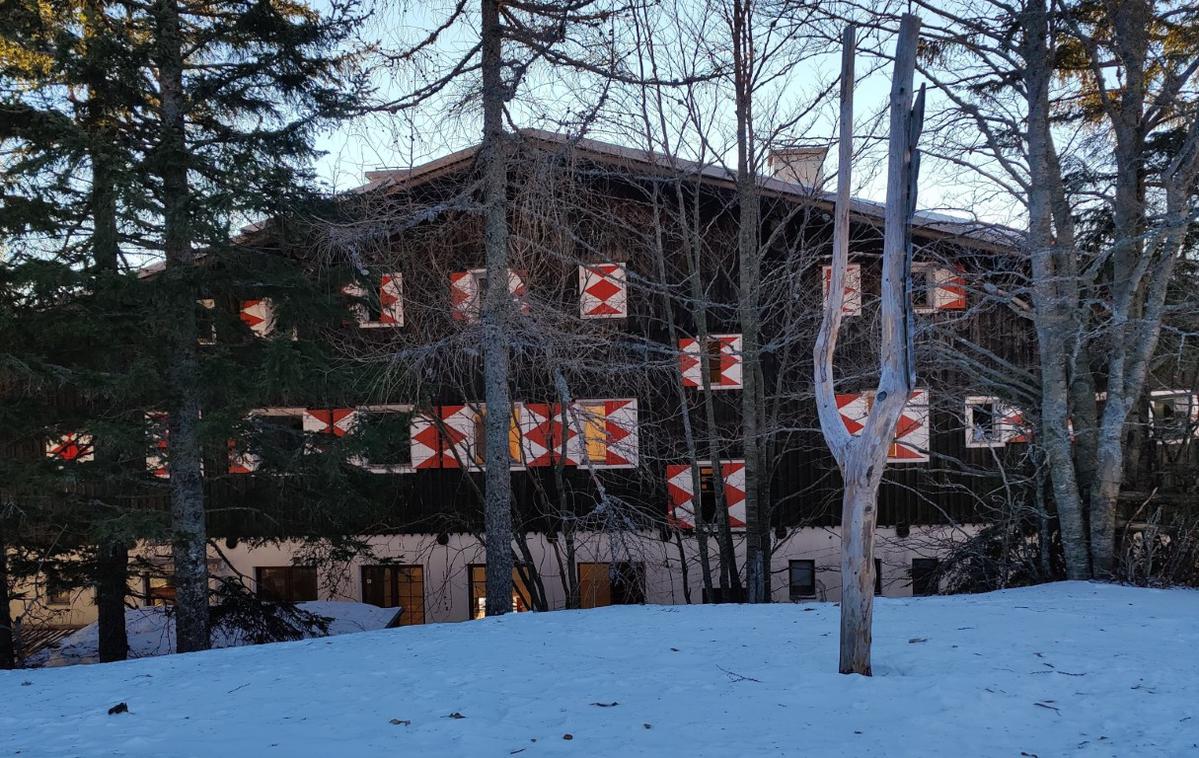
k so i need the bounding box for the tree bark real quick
[480,0,514,617]
[731,0,767,604]
[95,540,128,662]
[0,531,14,670]
[155,0,210,652]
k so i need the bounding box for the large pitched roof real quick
[359,128,1021,250]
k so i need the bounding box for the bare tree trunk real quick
[155,0,210,652]
[731,0,766,604]
[814,19,922,675]
[0,531,14,670]
[480,0,514,617]
[1020,0,1090,579]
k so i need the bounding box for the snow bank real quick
[2,582,1197,757]
[27,601,399,667]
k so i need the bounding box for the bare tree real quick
[814,16,924,675]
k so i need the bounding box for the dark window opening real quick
[969,401,997,443]
[256,566,318,603]
[468,564,531,619]
[355,410,413,469]
[47,585,71,606]
[789,559,816,599]
[361,565,424,625]
[911,266,937,309]
[255,414,305,463]
[698,465,718,523]
[577,562,646,608]
[911,558,940,596]
[875,558,883,595]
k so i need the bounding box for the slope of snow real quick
[28,601,399,667]
[2,582,1196,757]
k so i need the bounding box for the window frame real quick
[360,564,424,625]
[467,563,533,619]
[910,558,940,597]
[348,404,415,474]
[254,565,319,603]
[788,559,816,600]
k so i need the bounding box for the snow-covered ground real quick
[27,601,400,667]
[2,582,1196,757]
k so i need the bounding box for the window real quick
[361,565,424,625]
[965,396,1001,448]
[345,273,403,328]
[875,558,883,596]
[698,465,719,524]
[679,335,742,390]
[468,564,532,619]
[577,562,645,608]
[789,560,816,600]
[255,566,318,602]
[575,402,609,463]
[141,573,176,606]
[911,263,937,312]
[1149,391,1198,442]
[349,406,413,473]
[579,263,628,319]
[47,585,71,607]
[911,558,940,597]
[451,269,526,323]
[197,299,217,345]
[836,390,930,463]
[665,460,747,530]
[231,409,306,473]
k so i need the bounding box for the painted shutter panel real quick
[822,263,862,316]
[934,266,967,310]
[723,461,747,529]
[228,437,258,474]
[239,298,277,337]
[602,399,638,467]
[889,390,930,463]
[46,432,95,462]
[836,393,869,436]
[508,270,530,314]
[579,263,628,319]
[303,408,357,437]
[378,273,403,325]
[146,412,169,478]
[666,463,696,529]
[450,272,478,322]
[678,338,702,387]
[439,404,479,469]
[519,403,555,467]
[341,282,370,325]
[999,402,1031,444]
[718,335,743,389]
[410,410,441,469]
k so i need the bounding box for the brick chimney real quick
[767,145,829,186]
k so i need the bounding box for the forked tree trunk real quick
[479,0,515,617]
[814,18,923,676]
[155,0,210,652]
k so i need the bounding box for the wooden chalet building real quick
[15,129,1112,629]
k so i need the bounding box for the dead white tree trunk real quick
[813,16,923,676]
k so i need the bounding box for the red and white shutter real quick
[666,464,696,529]
[450,272,479,322]
[999,403,1031,444]
[836,392,870,436]
[410,410,442,469]
[579,263,628,319]
[601,399,638,467]
[716,335,743,389]
[303,408,357,437]
[823,263,862,316]
[678,338,703,387]
[146,412,169,478]
[889,390,930,463]
[934,266,967,310]
[722,461,747,528]
[518,403,554,467]
[439,404,480,469]
[46,432,95,462]
[341,282,370,325]
[508,270,530,314]
[378,273,403,325]
[228,438,258,474]
[239,298,277,337]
